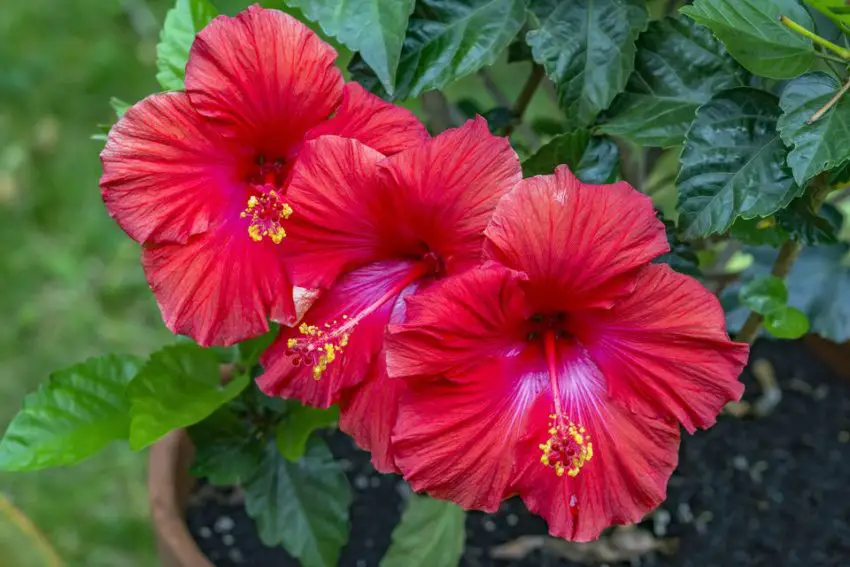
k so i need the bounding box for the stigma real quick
[539,413,593,478]
[285,317,352,380]
[241,187,293,244]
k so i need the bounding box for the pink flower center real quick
[285,256,442,380]
[240,183,293,244]
[539,329,594,478]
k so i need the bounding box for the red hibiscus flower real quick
[256,117,522,472]
[385,166,749,541]
[100,5,427,346]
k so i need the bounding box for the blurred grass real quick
[0,1,559,566]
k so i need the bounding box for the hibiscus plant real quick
[3,0,850,565]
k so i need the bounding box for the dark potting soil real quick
[186,340,850,567]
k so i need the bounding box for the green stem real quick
[780,15,850,60]
[813,50,850,66]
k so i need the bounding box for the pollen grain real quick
[241,189,293,244]
[285,317,352,380]
[539,414,593,478]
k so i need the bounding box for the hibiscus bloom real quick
[257,117,522,472]
[385,166,749,541]
[100,5,427,346]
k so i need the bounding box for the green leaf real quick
[350,0,527,100]
[680,0,815,80]
[522,129,619,183]
[127,344,248,450]
[730,197,841,247]
[380,495,466,567]
[739,275,788,315]
[655,217,701,277]
[676,87,802,238]
[0,355,143,471]
[285,0,414,96]
[188,405,265,485]
[275,403,339,462]
[778,72,850,186]
[237,326,277,368]
[764,305,810,339]
[156,0,218,91]
[244,439,351,567]
[598,15,746,147]
[805,0,850,34]
[109,97,130,119]
[528,0,648,128]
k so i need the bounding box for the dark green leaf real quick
[285,0,415,96]
[188,405,264,485]
[655,217,701,277]
[507,34,533,62]
[764,305,810,339]
[127,344,248,450]
[0,355,143,471]
[677,88,802,238]
[831,162,850,185]
[598,15,746,147]
[778,72,850,186]
[237,327,277,368]
[680,0,815,80]
[244,439,351,567]
[482,107,517,133]
[528,0,648,128]
[522,129,619,183]
[350,0,527,99]
[275,403,339,462]
[739,275,788,315]
[776,197,842,245]
[730,216,790,247]
[380,495,466,567]
[156,0,218,91]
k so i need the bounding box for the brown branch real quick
[808,78,850,124]
[505,64,544,137]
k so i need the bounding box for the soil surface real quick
[186,341,850,567]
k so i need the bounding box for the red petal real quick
[485,166,668,310]
[256,260,416,407]
[378,117,522,274]
[577,264,748,433]
[339,360,404,474]
[304,83,429,156]
[510,347,680,542]
[283,136,387,289]
[142,219,295,347]
[392,351,543,512]
[185,5,343,153]
[100,92,235,245]
[386,264,528,380]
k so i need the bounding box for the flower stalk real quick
[780,15,850,60]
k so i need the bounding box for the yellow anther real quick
[287,315,353,381]
[539,413,593,479]
[242,190,292,244]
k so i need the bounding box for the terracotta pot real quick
[148,430,213,567]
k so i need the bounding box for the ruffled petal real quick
[304,83,429,156]
[510,346,680,542]
[577,264,748,433]
[485,166,668,310]
[185,5,343,153]
[377,117,522,274]
[100,92,235,245]
[386,264,528,380]
[339,361,404,474]
[142,219,295,347]
[392,350,543,512]
[282,136,386,289]
[257,260,417,407]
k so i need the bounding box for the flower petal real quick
[100,92,235,245]
[392,351,543,512]
[185,5,343,152]
[577,264,748,433]
[510,346,680,542]
[304,82,429,156]
[485,166,668,310]
[257,260,417,407]
[142,218,294,347]
[283,136,387,288]
[378,117,522,274]
[386,264,528,380]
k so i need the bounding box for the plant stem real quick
[505,64,544,136]
[813,50,850,66]
[808,77,850,124]
[736,182,831,344]
[780,15,850,60]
